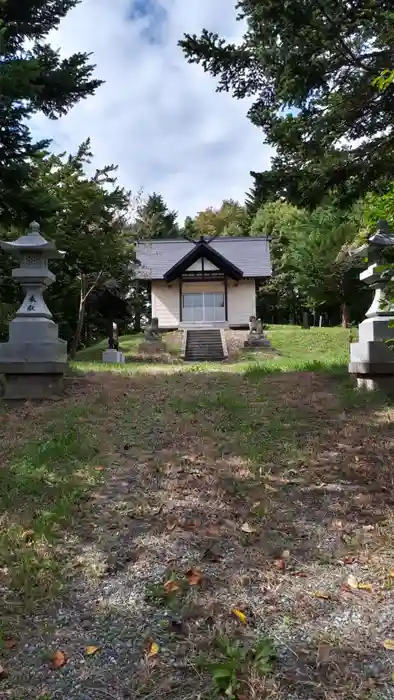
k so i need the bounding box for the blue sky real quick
[30,0,274,221]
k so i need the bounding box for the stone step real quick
[185,329,224,362]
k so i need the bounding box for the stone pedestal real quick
[244,315,272,350]
[137,340,166,354]
[244,335,272,350]
[102,349,125,363]
[349,227,394,391]
[0,222,68,400]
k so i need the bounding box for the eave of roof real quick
[163,240,244,282]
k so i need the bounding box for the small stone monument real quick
[138,317,165,354]
[0,222,68,399]
[244,315,272,349]
[349,219,394,390]
[102,322,125,363]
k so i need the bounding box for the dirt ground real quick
[1,369,394,700]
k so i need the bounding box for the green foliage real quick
[198,634,276,699]
[0,141,134,349]
[286,203,364,311]
[179,1,394,210]
[251,199,369,325]
[132,193,180,239]
[191,199,250,239]
[374,69,394,91]
[0,0,103,223]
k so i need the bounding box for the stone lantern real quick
[0,221,68,399]
[349,219,394,391]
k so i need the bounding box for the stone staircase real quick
[185,329,224,362]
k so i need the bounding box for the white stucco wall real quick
[151,281,180,328]
[227,279,256,326]
[151,278,256,328]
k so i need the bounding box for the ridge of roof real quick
[135,236,269,244]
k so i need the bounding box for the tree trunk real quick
[134,279,141,332]
[302,310,310,329]
[341,301,349,328]
[69,277,87,359]
[69,271,103,359]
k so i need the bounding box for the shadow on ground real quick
[1,368,394,700]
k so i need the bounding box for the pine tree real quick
[133,193,180,239]
[179,0,394,209]
[0,0,103,223]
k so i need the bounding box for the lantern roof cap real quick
[0,222,65,258]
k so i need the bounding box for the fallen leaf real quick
[51,650,67,669]
[347,574,359,590]
[338,557,356,565]
[346,575,372,591]
[147,641,159,657]
[389,570,394,578]
[313,592,331,600]
[281,549,291,559]
[85,645,100,656]
[358,582,373,591]
[164,579,180,594]
[363,524,374,531]
[292,571,308,578]
[274,558,286,571]
[93,466,105,472]
[383,639,394,651]
[240,522,255,534]
[186,567,203,586]
[232,608,247,624]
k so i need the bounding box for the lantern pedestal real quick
[0,222,68,400]
[349,226,394,392]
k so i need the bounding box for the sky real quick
[30,0,274,222]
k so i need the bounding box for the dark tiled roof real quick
[134,237,271,279]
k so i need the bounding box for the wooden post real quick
[224,276,228,322]
[179,278,183,323]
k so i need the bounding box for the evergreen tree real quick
[0,0,103,223]
[180,1,394,210]
[133,193,180,239]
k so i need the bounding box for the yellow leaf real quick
[240,522,255,534]
[358,582,373,591]
[383,639,394,651]
[147,641,160,657]
[347,575,372,591]
[85,645,100,656]
[232,608,247,624]
[313,592,331,600]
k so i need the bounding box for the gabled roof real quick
[163,240,243,282]
[134,237,271,280]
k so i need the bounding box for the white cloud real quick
[30,0,274,221]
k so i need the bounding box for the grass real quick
[75,330,182,363]
[0,389,112,616]
[0,325,393,700]
[73,324,353,376]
